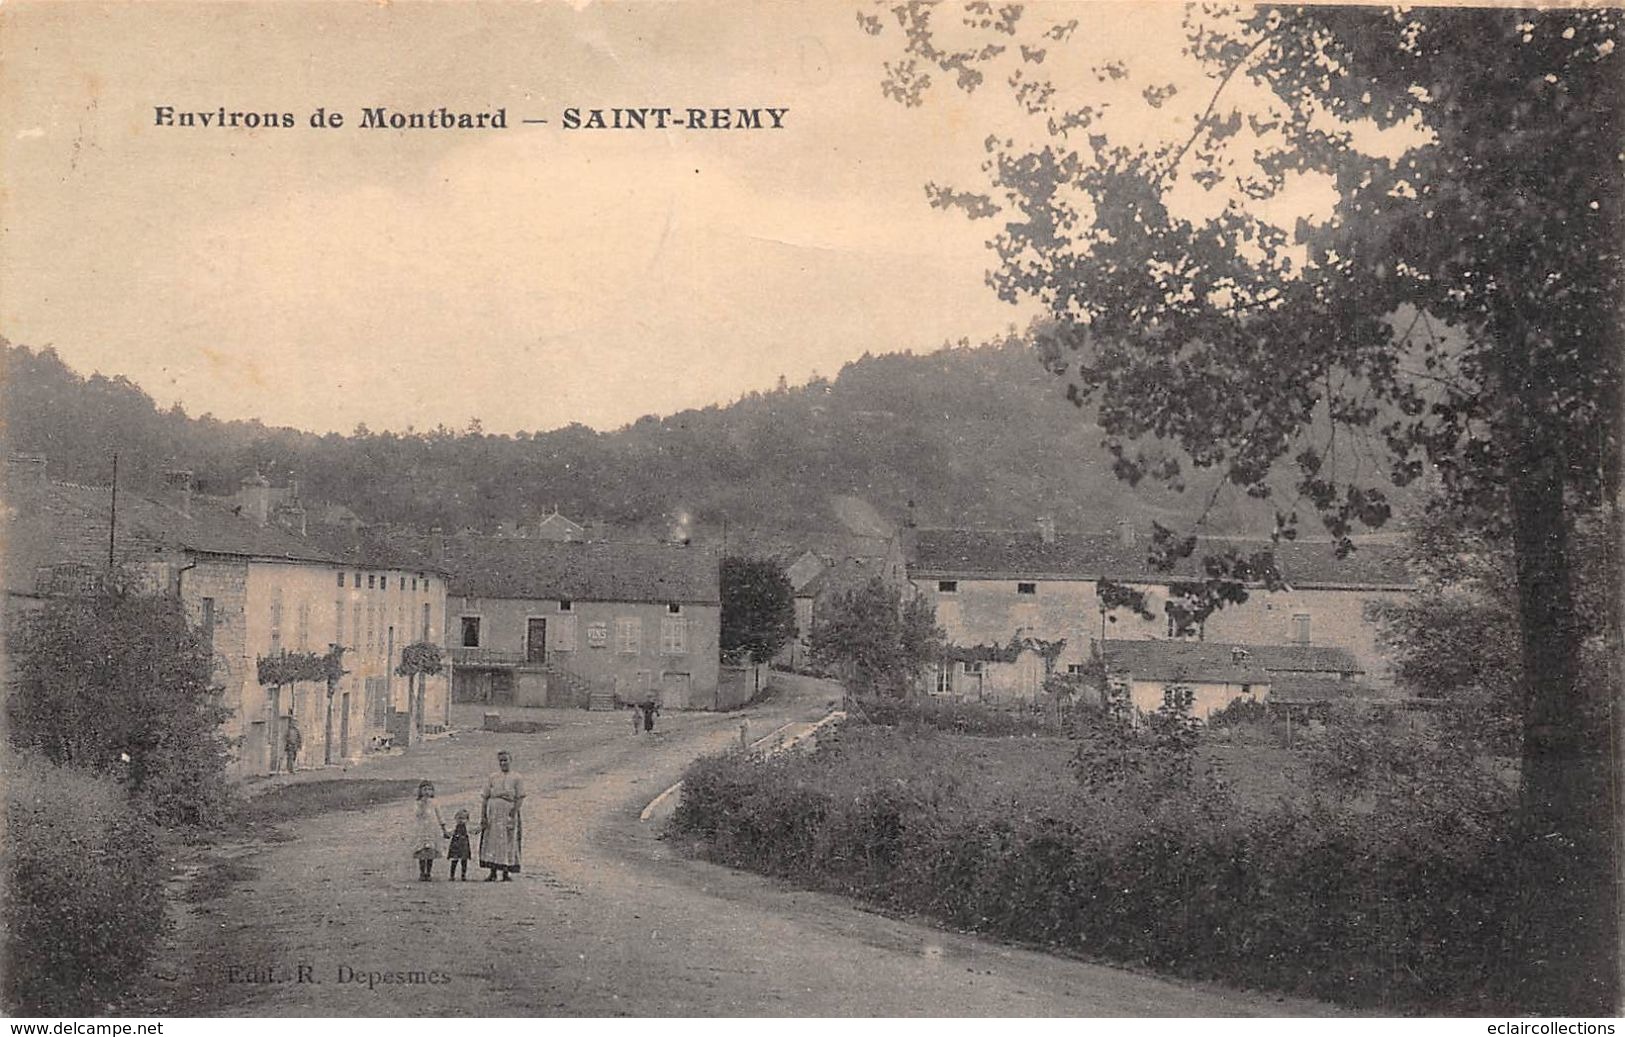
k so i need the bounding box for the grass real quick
[234,779,423,825]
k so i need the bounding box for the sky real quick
[0,1,1335,435]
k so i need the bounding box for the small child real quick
[412,780,444,882]
[443,807,479,881]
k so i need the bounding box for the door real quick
[660,672,690,709]
[339,692,351,760]
[268,686,283,772]
[526,618,548,663]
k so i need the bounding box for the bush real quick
[3,754,165,1014]
[851,695,1059,737]
[669,721,1553,1014]
[8,586,232,827]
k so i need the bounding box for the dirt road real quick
[146,675,1332,1017]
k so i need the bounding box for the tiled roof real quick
[1268,674,1383,704]
[1101,639,1363,684]
[5,480,439,591]
[443,537,720,605]
[906,527,1413,588]
[19,481,341,564]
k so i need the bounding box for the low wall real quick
[716,663,767,711]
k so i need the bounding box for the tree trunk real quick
[1508,434,1617,1012]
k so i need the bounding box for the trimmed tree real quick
[396,640,444,743]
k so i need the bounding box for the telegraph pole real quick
[107,453,119,570]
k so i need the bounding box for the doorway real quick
[339,692,351,760]
[526,618,548,664]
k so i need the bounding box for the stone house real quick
[4,458,449,778]
[907,519,1413,706]
[1100,639,1367,719]
[442,537,721,710]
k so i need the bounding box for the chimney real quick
[161,469,195,516]
[272,502,307,537]
[1117,517,1136,547]
[1036,515,1056,545]
[239,473,272,526]
[6,454,48,496]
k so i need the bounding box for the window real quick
[352,573,361,588]
[335,600,344,647]
[297,601,310,651]
[667,603,682,615]
[616,617,642,654]
[553,615,578,651]
[1066,663,1087,676]
[937,580,958,593]
[270,590,283,653]
[962,660,983,675]
[412,577,418,591]
[423,578,431,591]
[1016,582,1037,595]
[337,572,345,587]
[421,602,431,641]
[661,617,687,654]
[935,666,952,694]
[200,597,215,651]
[400,576,406,591]
[461,616,481,648]
[368,574,375,589]
[352,604,362,650]
[1292,613,1311,644]
[559,599,573,612]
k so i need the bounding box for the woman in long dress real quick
[479,750,524,881]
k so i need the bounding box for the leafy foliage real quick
[257,648,343,688]
[3,753,165,1014]
[8,586,232,827]
[670,718,1546,1013]
[868,5,1622,1005]
[395,641,443,678]
[809,578,943,698]
[1,338,1310,539]
[720,556,796,664]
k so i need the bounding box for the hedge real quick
[3,754,165,1014]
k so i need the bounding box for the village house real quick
[777,531,910,670]
[908,518,1414,709]
[4,458,450,778]
[441,536,722,710]
[1099,639,1368,719]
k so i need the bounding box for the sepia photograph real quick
[0,0,1620,1023]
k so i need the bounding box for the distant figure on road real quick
[444,807,478,881]
[641,701,659,734]
[479,750,525,882]
[630,702,641,735]
[284,719,302,773]
[412,780,444,882]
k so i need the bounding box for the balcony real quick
[450,647,527,668]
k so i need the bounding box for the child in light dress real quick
[412,780,444,881]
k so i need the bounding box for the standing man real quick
[479,750,525,881]
[284,718,302,774]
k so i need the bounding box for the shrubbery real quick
[3,754,165,1014]
[8,585,232,827]
[670,703,1561,1013]
[850,695,1059,737]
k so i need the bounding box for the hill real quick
[0,338,1342,542]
